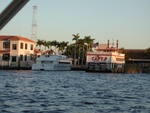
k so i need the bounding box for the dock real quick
[71,65,86,71]
[85,63,144,73]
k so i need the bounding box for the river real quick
[0,70,150,113]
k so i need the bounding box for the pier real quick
[0,63,149,73]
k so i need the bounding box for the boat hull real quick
[32,54,72,71]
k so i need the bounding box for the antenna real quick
[31,5,37,42]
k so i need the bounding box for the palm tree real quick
[47,41,52,50]
[72,33,80,43]
[65,44,75,59]
[72,33,80,65]
[36,39,43,50]
[84,36,95,52]
[57,41,69,54]
[51,40,58,53]
[43,40,49,51]
[75,38,84,65]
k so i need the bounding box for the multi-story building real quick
[0,35,36,69]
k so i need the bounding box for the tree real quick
[76,39,84,65]
[72,33,80,65]
[51,40,58,53]
[58,41,68,51]
[77,39,85,65]
[119,47,129,61]
[36,39,43,50]
[43,40,49,51]
[72,33,80,43]
[119,47,126,53]
[65,44,75,58]
[47,41,52,50]
[57,41,69,54]
[84,36,95,51]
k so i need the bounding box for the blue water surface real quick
[0,70,150,113]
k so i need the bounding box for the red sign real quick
[91,55,107,61]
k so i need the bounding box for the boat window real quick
[59,62,70,64]
[44,61,53,64]
[41,61,45,63]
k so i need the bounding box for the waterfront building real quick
[125,49,150,73]
[0,35,36,69]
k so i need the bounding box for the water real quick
[0,70,150,113]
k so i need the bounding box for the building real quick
[125,49,150,73]
[0,35,36,69]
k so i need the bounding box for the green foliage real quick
[36,33,95,65]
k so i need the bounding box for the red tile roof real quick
[0,35,36,43]
[34,48,42,53]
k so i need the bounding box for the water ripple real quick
[0,70,150,113]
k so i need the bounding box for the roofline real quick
[0,35,36,43]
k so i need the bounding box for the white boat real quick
[32,54,72,71]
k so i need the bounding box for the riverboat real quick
[86,40,125,72]
[32,54,72,71]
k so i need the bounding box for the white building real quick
[0,35,36,68]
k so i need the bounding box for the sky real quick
[0,0,150,49]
